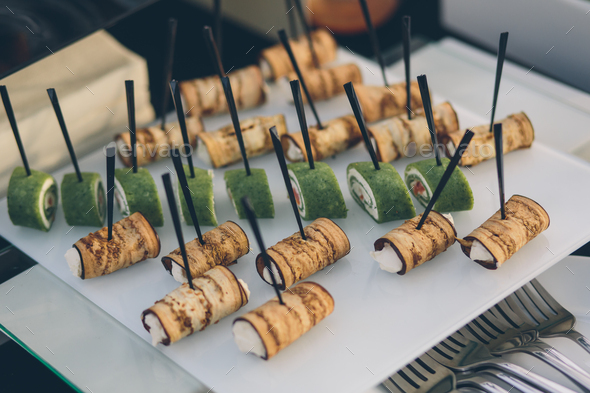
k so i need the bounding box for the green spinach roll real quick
[61,172,106,227]
[175,165,217,227]
[114,168,163,227]
[224,168,274,219]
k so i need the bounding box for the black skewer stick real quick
[402,16,412,120]
[170,80,195,178]
[278,29,323,129]
[106,147,116,241]
[163,173,195,290]
[494,123,506,220]
[416,130,474,230]
[171,149,205,244]
[293,0,319,69]
[203,25,225,78]
[489,32,509,133]
[270,126,306,241]
[358,0,388,87]
[417,74,442,166]
[242,196,285,305]
[221,76,251,176]
[160,18,178,131]
[213,0,222,56]
[1,85,30,176]
[344,82,380,170]
[47,88,83,183]
[290,80,315,170]
[285,0,298,38]
[125,80,138,173]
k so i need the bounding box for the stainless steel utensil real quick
[382,354,458,393]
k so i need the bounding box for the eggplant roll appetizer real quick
[281,115,361,162]
[441,112,534,167]
[115,117,203,167]
[162,221,249,282]
[369,102,459,163]
[142,266,249,346]
[65,212,161,279]
[197,114,288,168]
[371,212,456,275]
[355,81,423,123]
[233,282,333,360]
[256,218,350,289]
[180,65,267,117]
[457,195,550,270]
[259,28,337,81]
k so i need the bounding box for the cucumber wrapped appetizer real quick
[61,172,106,227]
[287,161,347,220]
[405,157,473,212]
[7,167,58,232]
[114,168,164,227]
[224,168,274,219]
[175,164,217,227]
[347,162,415,223]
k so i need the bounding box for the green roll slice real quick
[61,172,106,227]
[176,164,217,227]
[7,167,58,232]
[347,162,415,223]
[287,162,347,220]
[404,157,473,212]
[114,168,163,227]
[225,168,274,219]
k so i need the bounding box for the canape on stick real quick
[233,282,333,359]
[197,114,288,168]
[162,221,249,282]
[143,265,249,346]
[65,212,161,279]
[179,65,267,117]
[175,164,217,227]
[354,81,423,123]
[259,28,337,81]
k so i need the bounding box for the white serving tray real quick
[1,50,590,393]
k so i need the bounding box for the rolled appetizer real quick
[179,65,266,117]
[256,218,350,289]
[142,266,249,346]
[64,212,160,279]
[61,172,106,227]
[115,117,203,167]
[197,114,288,168]
[225,168,274,219]
[347,162,416,223]
[259,28,337,81]
[287,161,347,220]
[233,281,333,360]
[441,112,534,167]
[162,221,250,282]
[278,63,362,103]
[114,167,164,227]
[370,212,456,275]
[7,167,58,232]
[369,102,459,162]
[405,158,473,212]
[355,81,423,123]
[281,115,361,162]
[457,195,550,270]
[175,164,217,227]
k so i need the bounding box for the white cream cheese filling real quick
[288,169,306,217]
[286,138,304,162]
[171,262,188,283]
[405,167,433,199]
[114,177,130,217]
[442,213,455,227]
[261,260,282,286]
[238,278,251,300]
[227,186,239,215]
[470,239,494,263]
[196,138,213,166]
[347,168,378,220]
[259,59,272,80]
[370,243,403,273]
[39,178,56,229]
[144,313,168,346]
[65,248,82,278]
[447,141,456,156]
[233,320,266,358]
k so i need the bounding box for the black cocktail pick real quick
[358,0,388,86]
[494,123,506,219]
[290,80,315,169]
[170,79,195,178]
[1,86,31,176]
[489,32,509,133]
[417,74,442,166]
[160,18,178,130]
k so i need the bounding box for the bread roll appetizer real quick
[233,282,333,359]
[281,115,361,162]
[162,221,249,282]
[457,195,550,269]
[142,266,249,346]
[197,114,288,168]
[115,117,203,167]
[179,65,266,117]
[61,172,105,227]
[64,212,160,279]
[259,28,337,80]
[370,212,456,274]
[369,102,459,162]
[441,112,534,167]
[355,81,423,123]
[114,168,163,227]
[256,218,350,289]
